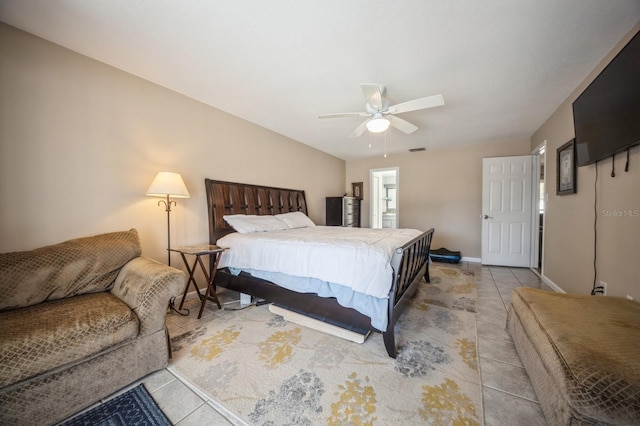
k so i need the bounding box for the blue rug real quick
[61,384,171,426]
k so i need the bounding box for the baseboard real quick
[461,257,481,263]
[173,290,206,309]
[540,273,565,293]
[176,290,203,303]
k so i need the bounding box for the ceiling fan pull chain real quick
[384,132,388,158]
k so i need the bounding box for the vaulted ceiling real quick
[1,1,638,160]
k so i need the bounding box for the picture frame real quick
[352,182,363,199]
[556,139,577,195]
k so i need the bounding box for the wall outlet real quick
[599,281,608,296]
[627,295,634,301]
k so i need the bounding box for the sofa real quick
[507,287,640,425]
[0,229,185,425]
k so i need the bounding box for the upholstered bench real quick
[507,288,640,425]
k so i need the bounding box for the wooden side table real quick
[169,244,225,319]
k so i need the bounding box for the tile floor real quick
[62,263,551,425]
[476,265,550,425]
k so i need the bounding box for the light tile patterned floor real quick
[62,263,551,425]
[477,265,549,425]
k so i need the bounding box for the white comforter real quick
[216,226,422,298]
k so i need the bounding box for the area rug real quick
[425,264,477,313]
[170,265,481,425]
[61,384,171,426]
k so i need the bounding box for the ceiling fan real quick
[319,84,444,138]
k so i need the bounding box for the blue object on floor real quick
[60,384,171,426]
[430,248,461,264]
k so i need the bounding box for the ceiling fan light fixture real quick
[321,84,444,138]
[366,116,390,133]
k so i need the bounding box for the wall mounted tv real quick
[573,30,640,167]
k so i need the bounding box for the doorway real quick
[370,167,399,229]
[533,142,546,274]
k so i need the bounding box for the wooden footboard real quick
[384,228,434,357]
[205,178,434,358]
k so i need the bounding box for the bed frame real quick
[205,178,434,358]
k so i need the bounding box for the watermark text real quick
[601,209,639,217]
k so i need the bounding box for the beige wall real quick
[346,138,531,259]
[4,21,636,298]
[532,25,640,299]
[0,24,345,264]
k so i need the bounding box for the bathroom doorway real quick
[370,167,399,229]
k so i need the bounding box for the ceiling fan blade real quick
[388,94,444,114]
[350,120,369,138]
[360,84,383,110]
[389,116,418,134]
[319,112,368,119]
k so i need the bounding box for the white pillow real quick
[276,212,316,229]
[223,215,289,233]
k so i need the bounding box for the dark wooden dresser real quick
[326,196,361,227]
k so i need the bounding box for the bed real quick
[205,179,434,358]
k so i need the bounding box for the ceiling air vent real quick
[409,147,426,152]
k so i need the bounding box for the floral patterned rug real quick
[169,265,481,425]
[424,264,478,313]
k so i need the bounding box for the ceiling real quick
[1,1,638,160]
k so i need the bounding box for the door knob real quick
[482,215,493,219]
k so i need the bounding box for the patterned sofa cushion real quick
[0,229,141,311]
[0,292,138,387]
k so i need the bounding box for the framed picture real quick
[352,182,363,199]
[557,139,577,195]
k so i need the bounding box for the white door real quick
[481,155,534,267]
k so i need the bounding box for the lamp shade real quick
[366,116,390,133]
[146,172,190,198]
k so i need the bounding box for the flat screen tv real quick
[573,30,640,167]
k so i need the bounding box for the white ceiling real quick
[1,1,639,160]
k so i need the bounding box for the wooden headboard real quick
[205,179,308,243]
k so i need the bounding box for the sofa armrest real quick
[111,256,185,335]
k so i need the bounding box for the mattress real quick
[217,226,421,298]
[228,267,390,330]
